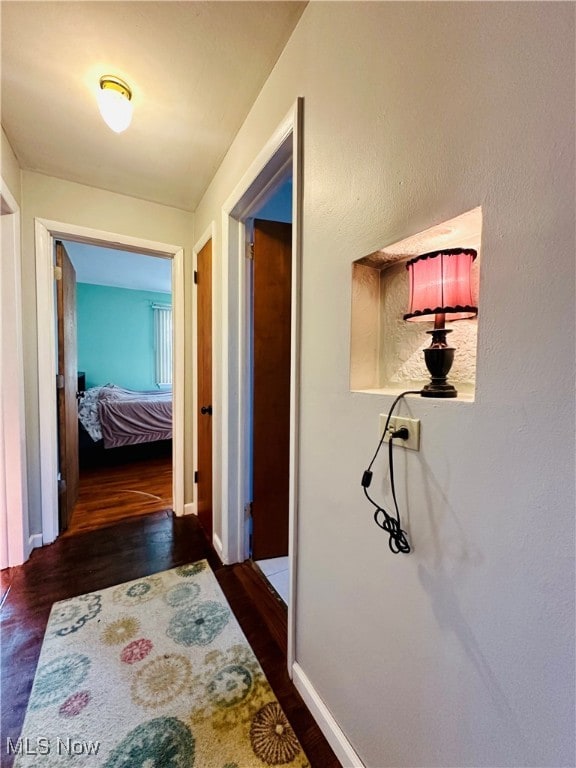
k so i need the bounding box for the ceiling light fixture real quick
[97,75,133,133]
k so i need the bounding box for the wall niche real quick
[350,208,482,400]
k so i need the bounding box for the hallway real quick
[0,511,341,768]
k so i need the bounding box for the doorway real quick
[220,98,303,672]
[55,240,174,535]
[249,185,293,602]
[34,219,185,546]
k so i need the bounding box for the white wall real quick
[194,3,575,766]
[20,171,194,535]
[1,138,28,567]
[1,127,21,205]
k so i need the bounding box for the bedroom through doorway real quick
[57,240,174,535]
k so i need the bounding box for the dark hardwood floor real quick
[0,511,341,768]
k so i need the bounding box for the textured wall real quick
[195,3,575,766]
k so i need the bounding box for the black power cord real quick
[361,390,421,554]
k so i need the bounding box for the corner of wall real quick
[1,126,22,207]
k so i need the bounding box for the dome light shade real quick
[97,76,133,133]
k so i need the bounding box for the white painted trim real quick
[171,247,185,517]
[219,205,234,566]
[193,223,215,258]
[183,502,196,516]
[34,220,181,257]
[287,99,304,673]
[0,177,19,212]
[224,107,296,220]
[34,219,185,542]
[220,99,303,671]
[28,533,43,551]
[35,220,59,544]
[245,159,292,224]
[0,179,30,566]
[292,663,365,768]
[192,223,217,535]
[237,222,250,563]
[212,532,224,561]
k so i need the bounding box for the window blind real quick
[152,303,172,387]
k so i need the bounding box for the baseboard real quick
[212,532,224,561]
[292,662,365,768]
[183,502,196,516]
[28,533,43,552]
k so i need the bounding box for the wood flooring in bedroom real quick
[65,453,172,535]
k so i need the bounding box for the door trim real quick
[220,98,303,674]
[0,177,30,567]
[35,218,185,545]
[191,223,217,549]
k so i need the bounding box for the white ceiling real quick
[1,1,306,212]
[63,241,172,294]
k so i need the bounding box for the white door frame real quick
[0,178,30,567]
[220,98,303,673]
[35,219,185,545]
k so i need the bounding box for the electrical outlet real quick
[379,414,421,451]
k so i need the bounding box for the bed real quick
[78,384,172,450]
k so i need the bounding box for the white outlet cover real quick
[379,414,421,451]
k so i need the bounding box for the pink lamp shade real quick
[404,248,477,322]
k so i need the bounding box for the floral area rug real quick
[13,561,309,768]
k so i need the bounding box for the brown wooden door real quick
[196,239,213,536]
[56,241,79,532]
[251,220,292,560]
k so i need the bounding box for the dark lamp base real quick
[421,381,458,398]
[422,335,458,398]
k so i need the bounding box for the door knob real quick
[201,405,213,415]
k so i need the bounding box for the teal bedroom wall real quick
[77,283,171,390]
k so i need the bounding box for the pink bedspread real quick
[97,386,172,449]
